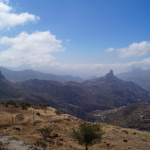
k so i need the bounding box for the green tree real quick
[71,123,104,150]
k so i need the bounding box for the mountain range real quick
[0,67,83,83]
[0,68,150,119]
[2,66,150,92]
[15,70,150,116]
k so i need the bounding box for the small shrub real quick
[13,137,19,140]
[5,103,8,107]
[15,114,25,121]
[7,100,16,106]
[20,102,31,110]
[34,139,47,148]
[39,103,50,109]
[55,109,62,115]
[24,102,31,107]
[37,127,53,139]
[22,105,28,110]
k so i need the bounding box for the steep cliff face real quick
[0,71,5,80]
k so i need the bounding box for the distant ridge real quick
[117,68,150,91]
[0,70,5,79]
[0,67,84,83]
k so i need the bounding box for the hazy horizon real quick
[0,0,150,77]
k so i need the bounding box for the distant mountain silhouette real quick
[0,67,84,83]
[117,68,150,91]
[16,70,150,115]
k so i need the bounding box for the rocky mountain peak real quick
[106,69,114,76]
[105,69,116,80]
[0,71,5,79]
[104,69,120,83]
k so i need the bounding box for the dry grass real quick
[0,104,150,150]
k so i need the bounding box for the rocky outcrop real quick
[0,136,43,150]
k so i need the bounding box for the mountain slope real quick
[83,70,149,106]
[0,67,84,83]
[0,71,24,99]
[98,103,150,131]
[16,70,150,115]
[117,68,150,91]
[0,71,41,104]
[0,104,150,150]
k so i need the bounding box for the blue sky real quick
[0,0,150,77]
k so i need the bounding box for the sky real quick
[0,0,150,78]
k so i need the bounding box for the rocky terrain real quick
[0,103,150,150]
[0,136,43,150]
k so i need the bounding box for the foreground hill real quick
[16,70,150,117]
[0,67,83,83]
[0,104,150,150]
[117,68,150,91]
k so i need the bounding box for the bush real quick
[55,109,62,115]
[7,100,17,106]
[21,105,28,110]
[15,114,25,121]
[39,103,49,109]
[34,139,47,148]
[37,127,53,139]
[20,102,31,110]
[71,123,104,150]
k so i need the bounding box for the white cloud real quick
[105,47,115,52]
[106,41,150,58]
[39,57,150,77]
[0,31,64,67]
[0,0,9,4]
[1,30,150,77]
[0,1,39,30]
